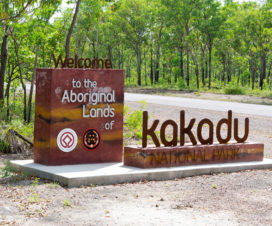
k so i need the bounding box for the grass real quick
[31,177,40,186]
[0,139,9,153]
[47,182,60,189]
[1,160,15,178]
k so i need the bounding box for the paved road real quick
[125,93,272,117]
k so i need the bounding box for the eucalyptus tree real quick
[194,0,225,89]
[0,0,58,106]
[187,29,201,89]
[113,0,149,86]
[257,1,272,89]
[213,1,237,85]
[65,0,81,58]
[161,0,185,81]
[6,1,61,122]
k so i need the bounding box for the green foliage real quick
[0,119,34,142]
[124,101,146,140]
[47,182,60,188]
[1,160,15,178]
[1,0,272,132]
[31,177,40,186]
[29,193,40,203]
[0,140,9,153]
[224,86,245,95]
[63,199,71,207]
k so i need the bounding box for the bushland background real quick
[0,0,272,149]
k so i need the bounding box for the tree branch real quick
[0,0,34,21]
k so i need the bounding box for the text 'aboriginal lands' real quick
[61,78,116,118]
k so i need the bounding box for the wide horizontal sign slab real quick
[124,142,264,168]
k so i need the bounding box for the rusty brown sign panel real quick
[33,69,124,165]
[124,143,264,168]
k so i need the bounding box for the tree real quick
[65,0,81,58]
[114,0,148,86]
[194,0,225,89]
[0,0,60,106]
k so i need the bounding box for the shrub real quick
[0,140,9,153]
[124,101,146,140]
[224,86,245,95]
[1,160,15,178]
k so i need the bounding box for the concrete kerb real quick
[10,159,272,187]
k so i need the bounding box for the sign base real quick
[124,142,264,168]
[11,158,271,187]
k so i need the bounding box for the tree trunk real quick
[250,56,256,90]
[136,45,141,86]
[201,46,206,86]
[169,67,172,84]
[80,40,86,57]
[208,40,212,89]
[186,46,190,86]
[65,0,81,58]
[205,55,208,79]
[107,45,112,61]
[144,47,147,86]
[6,79,10,120]
[195,64,199,89]
[190,51,199,89]
[180,46,184,79]
[163,62,166,79]
[227,56,231,83]
[27,45,40,124]
[150,42,153,85]
[185,23,190,87]
[92,41,96,59]
[118,42,121,69]
[237,69,240,86]
[267,61,271,88]
[6,62,12,120]
[95,25,99,58]
[155,23,163,84]
[0,26,9,106]
[42,41,45,67]
[222,55,226,86]
[126,56,131,79]
[259,52,266,90]
[13,36,27,122]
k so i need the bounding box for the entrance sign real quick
[34,69,124,165]
[124,111,264,168]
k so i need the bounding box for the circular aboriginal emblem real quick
[57,128,78,152]
[82,129,100,151]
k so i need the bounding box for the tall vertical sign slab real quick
[34,69,124,165]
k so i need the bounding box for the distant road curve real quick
[125,93,272,117]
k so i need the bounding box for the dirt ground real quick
[1,95,272,226]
